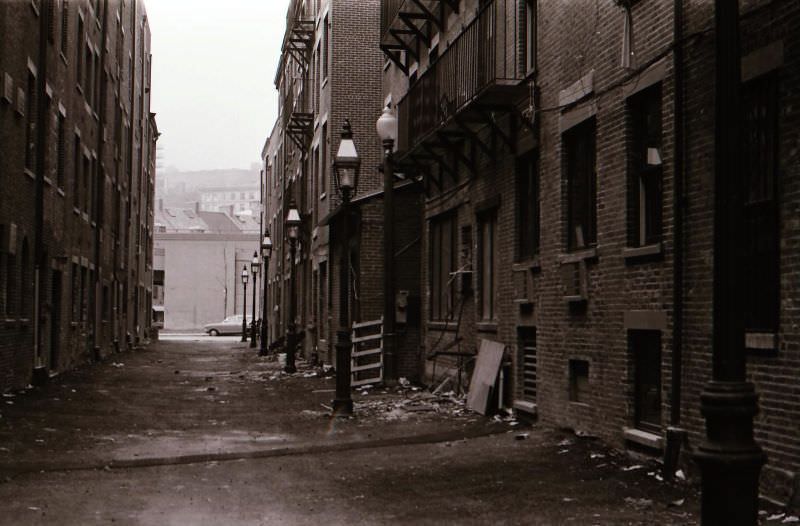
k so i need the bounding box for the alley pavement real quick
[0,336,754,525]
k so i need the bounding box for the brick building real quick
[0,0,156,391]
[380,0,799,504]
[261,0,423,376]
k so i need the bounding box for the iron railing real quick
[398,0,522,151]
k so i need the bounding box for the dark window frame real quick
[627,84,663,247]
[477,208,498,322]
[564,118,597,251]
[629,329,662,433]
[516,151,539,260]
[429,211,457,321]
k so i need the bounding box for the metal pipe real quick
[382,140,396,383]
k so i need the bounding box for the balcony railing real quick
[398,0,523,152]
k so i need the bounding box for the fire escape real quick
[282,2,314,154]
[381,0,535,193]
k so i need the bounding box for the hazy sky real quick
[147,0,290,172]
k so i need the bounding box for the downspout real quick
[32,0,50,382]
[664,0,687,476]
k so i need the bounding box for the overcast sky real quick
[147,0,289,172]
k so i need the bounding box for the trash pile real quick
[351,381,474,422]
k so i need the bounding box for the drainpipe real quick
[664,0,687,478]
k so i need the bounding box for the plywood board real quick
[466,339,505,415]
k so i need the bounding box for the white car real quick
[203,314,244,336]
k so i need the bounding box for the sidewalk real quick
[0,338,506,476]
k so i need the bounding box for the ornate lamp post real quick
[249,251,260,348]
[285,200,301,374]
[331,119,360,417]
[240,265,248,342]
[260,231,273,356]
[376,105,398,384]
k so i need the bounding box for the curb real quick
[0,424,513,477]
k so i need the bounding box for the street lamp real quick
[250,251,260,348]
[240,265,249,342]
[332,119,360,417]
[285,200,301,374]
[260,230,273,356]
[376,105,398,384]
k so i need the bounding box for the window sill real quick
[513,400,537,417]
[427,321,458,332]
[24,169,36,181]
[60,52,68,66]
[558,247,597,264]
[43,176,53,187]
[746,332,777,353]
[512,256,541,272]
[623,242,663,262]
[319,192,326,201]
[56,187,65,197]
[623,427,663,450]
[476,321,498,333]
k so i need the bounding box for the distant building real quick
[154,202,259,330]
[199,185,261,217]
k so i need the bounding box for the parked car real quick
[204,315,244,336]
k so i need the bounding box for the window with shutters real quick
[627,84,663,247]
[742,73,779,334]
[429,211,456,321]
[564,119,596,251]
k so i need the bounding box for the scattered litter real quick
[675,469,686,480]
[558,449,569,454]
[624,497,653,509]
[783,517,800,524]
[71,389,76,393]
[669,498,685,507]
[28,507,40,511]
[302,371,318,378]
[622,465,643,472]
[590,453,606,459]
[110,362,124,368]
[575,429,596,438]
[398,377,411,387]
[5,401,13,405]
[767,514,785,521]
[562,497,575,502]
[515,433,530,441]
[103,465,112,472]
[558,438,574,447]
[2,393,15,398]
[0,447,9,452]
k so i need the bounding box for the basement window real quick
[569,359,589,403]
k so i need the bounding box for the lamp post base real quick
[332,330,353,418]
[693,381,765,525]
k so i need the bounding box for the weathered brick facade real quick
[381,0,800,505]
[262,0,423,377]
[0,0,156,391]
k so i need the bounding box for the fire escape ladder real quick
[410,0,445,33]
[380,44,410,75]
[389,29,420,62]
[398,12,431,47]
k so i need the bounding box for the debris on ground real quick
[622,464,644,472]
[110,362,125,368]
[624,497,653,509]
[515,433,530,440]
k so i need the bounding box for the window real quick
[60,0,69,54]
[477,209,497,321]
[429,212,456,321]
[322,14,329,80]
[517,327,537,403]
[516,152,539,260]
[630,330,661,432]
[71,263,79,321]
[56,110,66,188]
[742,73,779,333]
[19,241,29,317]
[25,70,37,173]
[82,153,90,214]
[319,261,328,340]
[73,133,81,209]
[6,252,17,316]
[568,359,589,402]
[564,119,596,250]
[523,0,536,74]
[320,122,327,196]
[628,85,662,247]
[76,15,84,89]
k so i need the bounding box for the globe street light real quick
[376,105,398,384]
[240,265,249,342]
[285,200,301,374]
[249,251,260,348]
[260,231,273,356]
[332,119,360,417]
